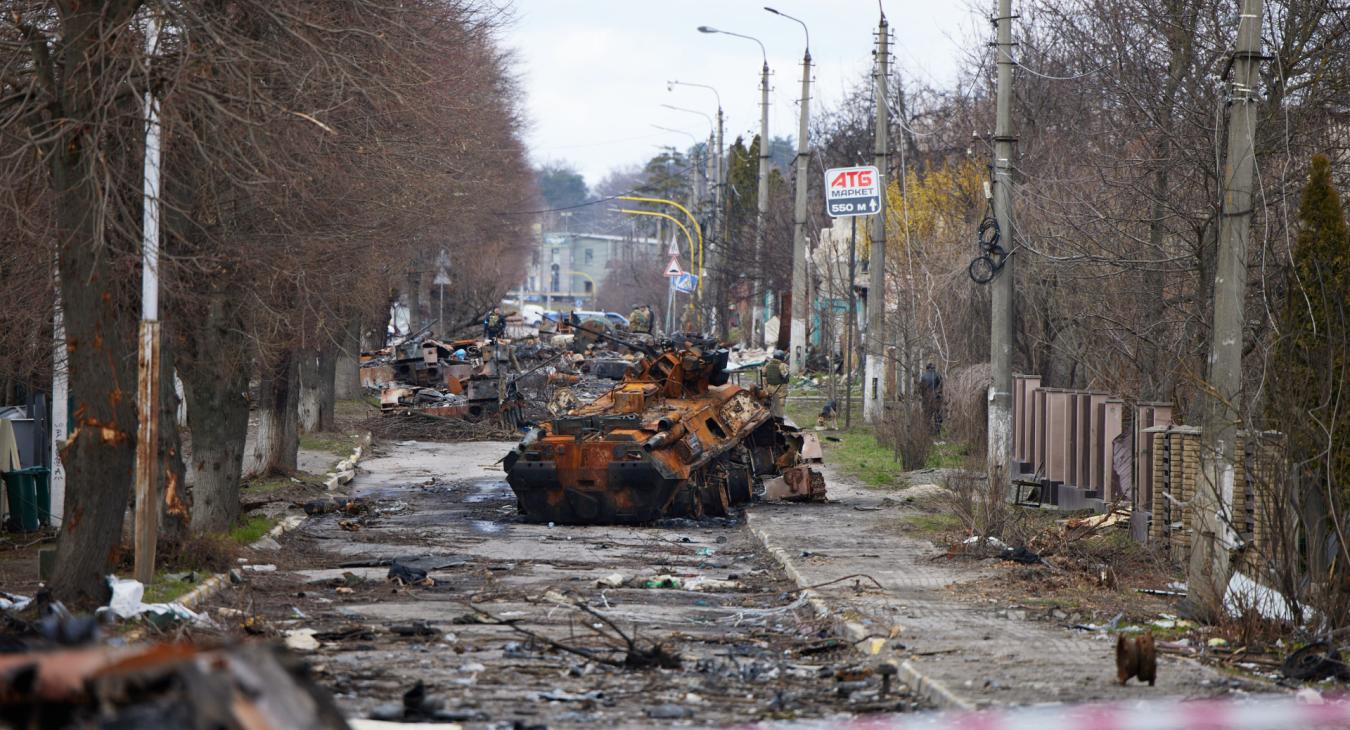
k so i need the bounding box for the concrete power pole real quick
[1190,0,1264,617]
[788,45,811,374]
[987,0,1017,482]
[755,61,771,348]
[133,14,163,584]
[863,14,889,424]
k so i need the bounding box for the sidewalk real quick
[745,462,1268,710]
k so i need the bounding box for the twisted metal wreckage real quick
[504,325,827,524]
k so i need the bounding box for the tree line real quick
[0,0,533,606]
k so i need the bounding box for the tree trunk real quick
[316,348,337,431]
[49,186,140,609]
[184,357,249,534]
[334,323,361,400]
[157,327,189,541]
[248,350,299,476]
[181,292,251,533]
[298,350,321,433]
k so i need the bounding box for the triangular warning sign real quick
[668,239,680,256]
[663,256,683,277]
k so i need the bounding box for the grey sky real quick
[506,1,983,187]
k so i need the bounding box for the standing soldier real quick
[483,306,506,341]
[919,362,944,434]
[629,304,652,336]
[764,349,790,418]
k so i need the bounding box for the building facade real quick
[511,231,663,311]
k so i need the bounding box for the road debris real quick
[0,642,347,728]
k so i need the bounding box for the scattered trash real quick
[1282,642,1350,681]
[642,575,681,589]
[391,621,438,637]
[100,576,205,625]
[999,546,1042,565]
[1116,632,1157,686]
[684,576,742,592]
[961,535,1010,551]
[284,628,320,651]
[596,573,625,588]
[695,547,716,556]
[535,689,603,703]
[0,592,31,614]
[1226,571,1303,623]
[387,560,432,586]
[1207,637,1230,649]
[243,564,277,573]
[645,704,694,720]
[1149,614,1193,630]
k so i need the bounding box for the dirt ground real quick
[201,439,926,726]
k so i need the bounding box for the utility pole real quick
[768,7,812,375]
[788,42,811,374]
[1190,0,1264,618]
[986,0,1017,482]
[133,14,163,584]
[712,109,724,335]
[863,13,889,424]
[756,61,772,348]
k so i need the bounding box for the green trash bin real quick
[2,467,49,533]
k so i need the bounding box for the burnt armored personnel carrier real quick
[504,331,822,524]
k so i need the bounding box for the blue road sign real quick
[673,272,698,294]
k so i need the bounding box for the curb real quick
[181,433,371,611]
[745,510,976,712]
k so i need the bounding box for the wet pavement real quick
[205,439,923,727]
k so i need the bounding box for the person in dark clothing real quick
[483,307,506,340]
[764,349,790,418]
[919,363,944,434]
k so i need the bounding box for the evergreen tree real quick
[1270,154,1350,505]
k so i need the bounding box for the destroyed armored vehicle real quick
[504,329,824,524]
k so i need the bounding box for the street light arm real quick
[660,103,713,131]
[764,7,809,56]
[668,80,722,110]
[697,26,766,65]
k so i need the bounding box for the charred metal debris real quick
[504,321,827,524]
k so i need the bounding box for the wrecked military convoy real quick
[504,328,826,524]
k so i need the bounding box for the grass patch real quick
[143,570,206,604]
[902,512,963,536]
[926,439,969,469]
[299,431,356,456]
[826,427,906,489]
[229,515,276,545]
[337,397,379,419]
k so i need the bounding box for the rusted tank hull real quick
[507,452,686,523]
[503,342,822,524]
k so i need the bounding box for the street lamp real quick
[667,81,726,337]
[697,24,771,348]
[765,6,812,375]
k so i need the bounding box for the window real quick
[584,281,594,293]
[585,248,594,264]
[550,264,560,292]
[531,250,539,265]
[551,248,560,263]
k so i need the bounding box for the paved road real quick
[205,439,923,727]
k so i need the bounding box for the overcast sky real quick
[505,1,983,188]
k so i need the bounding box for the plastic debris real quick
[595,573,625,588]
[284,628,320,651]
